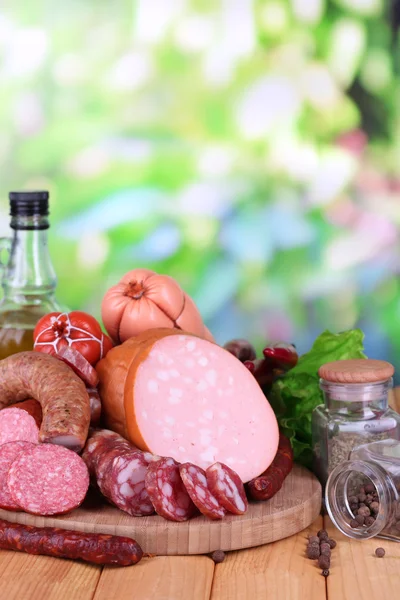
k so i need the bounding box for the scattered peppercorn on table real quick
[1,388,400,600]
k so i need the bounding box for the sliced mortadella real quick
[124,334,279,483]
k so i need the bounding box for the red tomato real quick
[33,311,113,366]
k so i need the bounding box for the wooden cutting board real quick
[0,465,321,555]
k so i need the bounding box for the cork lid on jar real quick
[318,359,394,384]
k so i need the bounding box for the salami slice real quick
[0,441,36,510]
[82,429,155,516]
[87,388,102,426]
[206,462,248,515]
[0,404,40,446]
[102,451,155,517]
[81,429,121,477]
[145,457,196,522]
[15,399,42,427]
[57,345,99,388]
[7,444,89,516]
[179,463,225,520]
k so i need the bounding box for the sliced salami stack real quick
[179,463,225,520]
[0,442,89,515]
[145,457,197,522]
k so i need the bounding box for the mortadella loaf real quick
[97,329,279,482]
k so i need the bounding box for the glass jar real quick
[326,439,400,541]
[312,359,400,487]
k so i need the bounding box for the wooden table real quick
[2,391,400,600]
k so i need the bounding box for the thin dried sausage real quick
[246,433,293,501]
[0,519,143,566]
[0,351,90,452]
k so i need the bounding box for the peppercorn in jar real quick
[312,359,400,487]
[326,439,400,542]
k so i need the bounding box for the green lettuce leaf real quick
[268,329,367,469]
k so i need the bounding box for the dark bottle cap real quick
[9,190,49,218]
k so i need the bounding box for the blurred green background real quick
[0,0,400,370]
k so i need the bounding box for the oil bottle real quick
[0,191,62,359]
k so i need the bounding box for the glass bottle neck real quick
[326,459,398,540]
[2,215,57,303]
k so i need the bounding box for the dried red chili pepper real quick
[262,342,298,371]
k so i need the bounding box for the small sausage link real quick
[247,434,293,501]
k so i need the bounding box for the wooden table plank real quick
[210,517,326,600]
[93,556,214,600]
[0,549,101,600]
[324,517,400,600]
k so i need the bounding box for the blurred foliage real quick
[0,0,400,377]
